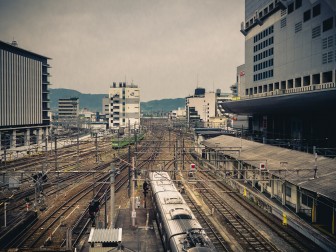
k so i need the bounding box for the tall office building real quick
[57,97,79,127]
[0,40,51,151]
[241,0,335,97]
[223,0,336,148]
[108,82,140,131]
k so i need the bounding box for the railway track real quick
[196,181,279,251]
[203,171,320,252]
[183,193,230,252]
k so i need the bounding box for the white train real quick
[149,171,216,252]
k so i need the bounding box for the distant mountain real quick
[141,98,185,112]
[50,88,106,112]
[50,88,185,113]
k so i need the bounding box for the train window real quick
[170,208,192,219]
[164,197,183,204]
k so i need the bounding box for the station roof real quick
[88,228,122,243]
[194,128,236,137]
[220,88,336,115]
[202,135,336,201]
[0,40,51,60]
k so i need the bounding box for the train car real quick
[149,171,216,252]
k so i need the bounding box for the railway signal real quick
[143,181,149,208]
[143,181,149,197]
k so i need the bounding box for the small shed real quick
[88,228,122,252]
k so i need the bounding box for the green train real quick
[111,133,144,149]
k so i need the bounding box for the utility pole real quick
[117,129,120,157]
[134,127,138,187]
[110,164,115,228]
[182,137,185,170]
[131,157,136,227]
[104,192,108,228]
[168,128,171,152]
[54,135,59,196]
[77,115,80,167]
[95,133,98,163]
[313,146,318,178]
[128,145,131,198]
[4,202,8,227]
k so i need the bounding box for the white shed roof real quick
[88,228,122,243]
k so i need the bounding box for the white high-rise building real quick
[240,0,335,98]
[222,0,336,147]
[108,82,140,131]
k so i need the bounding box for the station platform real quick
[114,208,163,251]
[80,207,163,252]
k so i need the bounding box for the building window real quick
[285,186,292,197]
[295,0,302,9]
[312,26,321,38]
[323,17,333,32]
[328,36,333,48]
[288,3,294,14]
[303,10,311,22]
[312,4,320,17]
[322,52,328,64]
[322,36,333,49]
[328,51,333,63]
[295,22,302,33]
[302,194,313,207]
[281,18,287,28]
[281,9,287,16]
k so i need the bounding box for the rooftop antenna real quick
[11,37,18,47]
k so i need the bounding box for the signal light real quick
[143,181,149,197]
[260,163,266,170]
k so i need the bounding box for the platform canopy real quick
[202,135,336,202]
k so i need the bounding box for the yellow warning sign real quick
[283,212,287,226]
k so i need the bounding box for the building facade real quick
[241,0,335,97]
[108,82,140,131]
[102,96,109,116]
[57,97,79,127]
[0,40,51,153]
[186,88,232,128]
[223,0,336,149]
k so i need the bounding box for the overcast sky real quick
[0,0,244,101]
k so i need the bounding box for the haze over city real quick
[0,0,244,101]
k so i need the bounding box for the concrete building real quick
[222,0,336,149]
[57,97,79,127]
[0,40,51,155]
[108,82,140,132]
[186,88,232,128]
[169,107,186,120]
[102,96,109,117]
